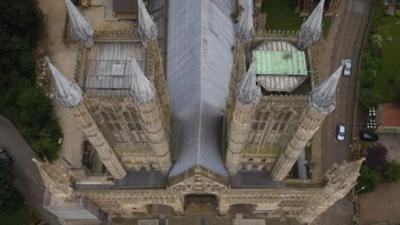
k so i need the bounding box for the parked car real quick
[360,131,379,142]
[0,146,12,164]
[342,59,352,76]
[336,124,346,141]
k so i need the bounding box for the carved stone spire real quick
[298,0,325,49]
[310,65,342,114]
[271,66,342,181]
[226,61,260,175]
[64,0,94,48]
[297,159,364,224]
[137,0,158,41]
[130,57,156,103]
[237,0,254,42]
[48,58,126,179]
[48,60,82,108]
[129,56,171,173]
[33,159,72,197]
[236,61,260,104]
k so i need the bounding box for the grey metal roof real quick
[112,0,137,13]
[167,0,235,177]
[84,42,145,95]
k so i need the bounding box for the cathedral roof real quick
[48,60,83,108]
[298,0,325,49]
[167,0,235,177]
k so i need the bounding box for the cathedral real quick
[36,0,363,224]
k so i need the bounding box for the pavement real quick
[0,117,60,225]
[379,133,400,162]
[359,182,400,225]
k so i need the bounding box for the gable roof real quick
[378,103,400,127]
[167,0,234,177]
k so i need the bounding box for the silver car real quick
[342,59,352,76]
[336,124,345,141]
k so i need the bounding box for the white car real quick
[336,124,346,141]
[342,59,352,76]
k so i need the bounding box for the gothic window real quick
[250,112,270,145]
[124,110,145,143]
[278,112,292,131]
[99,109,128,143]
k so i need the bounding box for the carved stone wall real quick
[84,96,170,173]
[238,95,309,172]
[271,105,326,181]
[79,189,183,217]
[72,102,127,178]
[145,40,170,131]
[40,160,361,225]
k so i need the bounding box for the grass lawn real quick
[373,18,400,102]
[0,205,33,225]
[261,0,303,30]
[261,0,333,35]
[364,2,400,103]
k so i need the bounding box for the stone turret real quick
[138,0,170,130]
[271,65,343,181]
[296,159,364,224]
[298,0,325,49]
[65,0,94,47]
[130,57,171,173]
[48,60,126,178]
[226,62,260,174]
[137,0,158,42]
[33,159,73,197]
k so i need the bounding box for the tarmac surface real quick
[0,117,60,225]
[315,0,374,225]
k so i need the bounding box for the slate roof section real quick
[167,0,235,177]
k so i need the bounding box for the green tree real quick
[384,161,400,182]
[357,165,382,193]
[0,0,62,161]
[0,164,23,210]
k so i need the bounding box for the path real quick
[0,117,60,225]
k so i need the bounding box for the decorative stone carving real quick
[296,159,364,224]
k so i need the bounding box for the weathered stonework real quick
[271,106,326,181]
[40,2,362,225]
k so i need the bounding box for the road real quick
[321,0,373,172]
[315,0,373,225]
[0,117,60,225]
